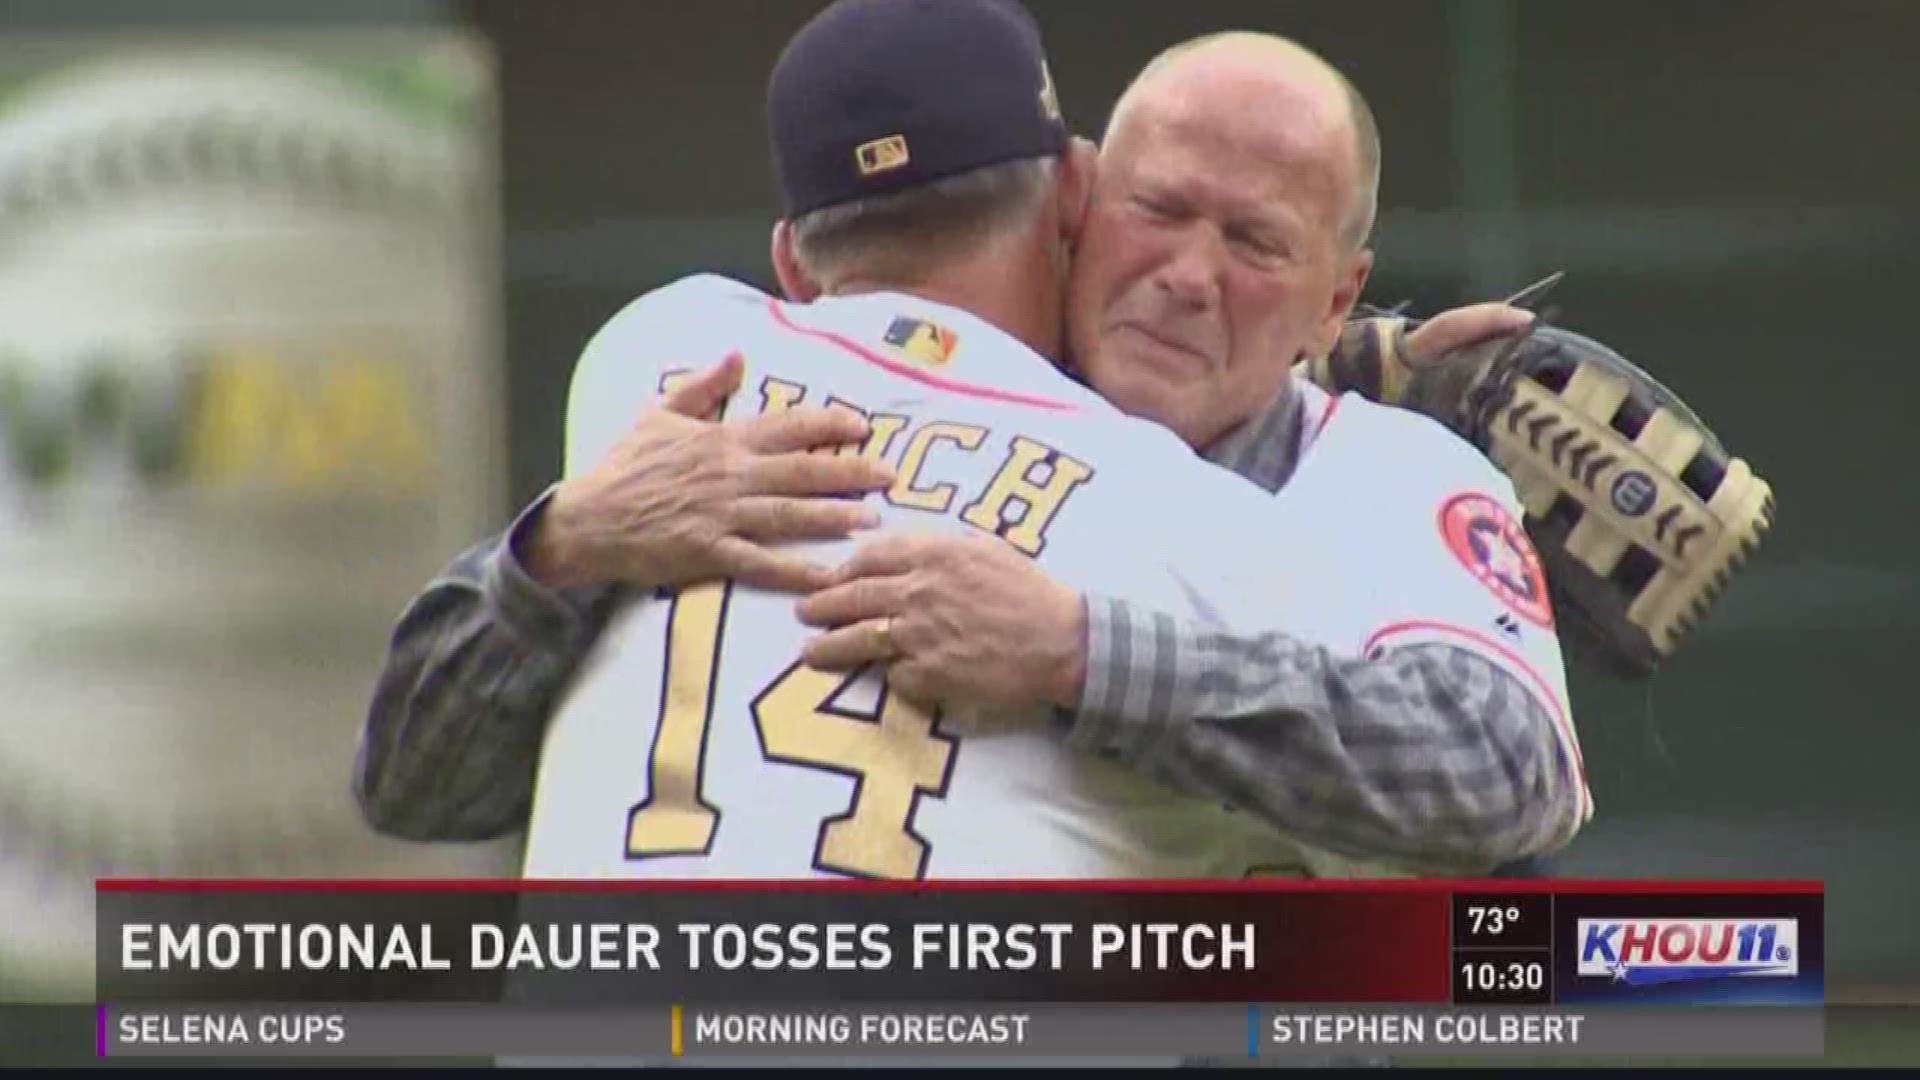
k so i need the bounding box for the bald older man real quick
[810,35,1408,698]
[355,31,1579,875]
[1076,33,1384,448]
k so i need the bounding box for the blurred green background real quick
[2,0,1912,1066]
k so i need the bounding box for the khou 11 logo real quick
[1576,919,1798,987]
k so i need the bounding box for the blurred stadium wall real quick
[0,3,516,1002]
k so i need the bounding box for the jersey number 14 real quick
[626,580,957,879]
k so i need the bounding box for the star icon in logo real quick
[1609,959,1631,983]
[1481,527,1535,597]
[1442,494,1556,630]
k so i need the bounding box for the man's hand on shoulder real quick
[795,531,1088,715]
[1305,302,1533,404]
[1405,303,1534,363]
[1313,295,1776,680]
[523,353,898,594]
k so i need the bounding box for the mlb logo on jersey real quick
[882,316,958,366]
[1577,918,1798,987]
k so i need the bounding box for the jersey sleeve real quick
[1369,478,1573,713]
[1340,404,1589,825]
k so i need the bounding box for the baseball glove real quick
[1306,307,1775,681]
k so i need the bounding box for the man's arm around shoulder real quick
[354,296,896,842]
[1064,406,1590,874]
[1062,599,1588,875]
[353,489,624,842]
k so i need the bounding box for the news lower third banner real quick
[93,879,1825,1062]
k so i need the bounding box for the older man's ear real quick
[1309,245,1375,359]
[1055,136,1100,252]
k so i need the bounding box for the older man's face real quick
[1065,56,1368,451]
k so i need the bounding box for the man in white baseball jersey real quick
[518,0,1584,884]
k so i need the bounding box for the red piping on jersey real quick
[765,298,1078,412]
[1361,618,1590,816]
[1311,394,1342,443]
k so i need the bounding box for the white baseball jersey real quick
[1222,380,1591,877]
[521,273,1584,883]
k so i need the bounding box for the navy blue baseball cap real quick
[769,0,1068,218]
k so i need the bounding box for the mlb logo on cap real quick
[768,0,1068,216]
[855,134,911,176]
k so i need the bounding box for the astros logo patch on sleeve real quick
[1439,492,1554,629]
